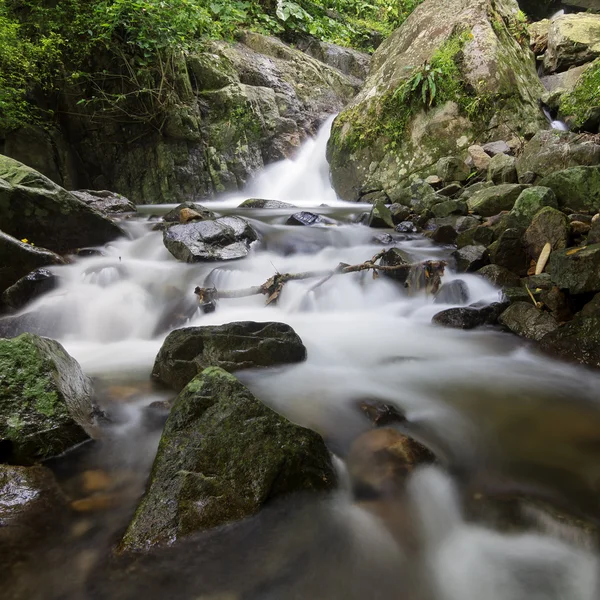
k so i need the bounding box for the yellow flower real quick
[21,238,28,243]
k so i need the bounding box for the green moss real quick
[559,60,600,129]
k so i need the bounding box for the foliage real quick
[559,59,600,130]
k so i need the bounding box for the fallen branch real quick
[194,251,446,313]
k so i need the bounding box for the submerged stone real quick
[119,367,336,552]
[71,189,136,214]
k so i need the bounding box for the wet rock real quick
[539,166,600,212]
[358,400,406,427]
[456,225,495,249]
[488,228,529,277]
[477,264,521,289]
[152,321,307,392]
[379,248,411,284]
[523,207,569,259]
[395,221,419,234]
[286,212,323,227]
[0,333,96,464]
[428,224,457,245]
[455,215,482,232]
[498,302,559,341]
[119,368,336,551]
[388,204,411,225]
[502,286,535,305]
[520,273,553,291]
[571,220,591,236]
[431,302,507,329]
[540,316,600,368]
[466,184,528,217]
[438,183,463,198]
[239,199,295,209]
[71,189,136,214]
[487,153,517,184]
[452,245,490,273]
[347,428,434,498]
[539,286,572,322]
[1,268,58,312]
[368,201,394,228]
[509,187,558,226]
[482,141,511,156]
[436,156,470,183]
[360,190,390,205]
[163,202,216,223]
[163,217,258,263]
[433,280,470,305]
[0,155,124,252]
[0,231,64,296]
[431,200,467,219]
[548,243,600,294]
[468,145,492,171]
[372,233,395,245]
[517,131,600,182]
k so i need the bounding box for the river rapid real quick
[10,119,600,600]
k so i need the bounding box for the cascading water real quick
[8,118,600,600]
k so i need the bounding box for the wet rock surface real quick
[498,302,559,341]
[71,190,136,214]
[1,268,58,312]
[152,321,307,391]
[432,302,508,330]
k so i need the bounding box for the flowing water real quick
[6,119,600,600]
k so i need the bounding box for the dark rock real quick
[520,273,553,290]
[0,155,124,253]
[456,226,495,249]
[487,153,517,184]
[570,221,591,236]
[239,199,296,209]
[1,268,58,312]
[119,368,336,551]
[152,322,307,391]
[548,244,600,294]
[372,233,395,245]
[0,231,64,296]
[540,316,600,369]
[502,287,535,304]
[467,184,529,217]
[395,221,418,234]
[455,215,483,232]
[452,245,490,272]
[432,302,508,329]
[163,217,258,263]
[482,141,511,156]
[477,264,521,289]
[498,302,559,341]
[489,228,529,277]
[368,201,394,228]
[509,187,558,226]
[433,280,470,305]
[568,214,593,224]
[523,207,569,259]
[379,248,412,284]
[388,204,411,225]
[539,286,572,322]
[358,400,406,427]
[163,202,217,223]
[429,224,457,244]
[431,200,467,219]
[0,333,96,464]
[286,212,323,227]
[73,248,105,258]
[438,183,463,197]
[71,189,136,214]
[589,219,600,244]
[539,166,600,213]
[581,293,600,317]
[360,190,390,205]
[436,156,470,183]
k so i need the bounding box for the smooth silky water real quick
[8,119,600,600]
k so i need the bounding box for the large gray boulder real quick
[119,367,336,552]
[327,0,545,201]
[163,216,258,262]
[0,333,96,464]
[466,184,528,217]
[152,321,307,391]
[0,155,124,252]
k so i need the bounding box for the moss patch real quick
[559,59,600,129]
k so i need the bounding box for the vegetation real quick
[559,59,600,130]
[0,0,424,132]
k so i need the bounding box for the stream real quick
[8,119,600,600]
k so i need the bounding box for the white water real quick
[11,119,600,598]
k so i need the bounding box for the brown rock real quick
[468,145,492,171]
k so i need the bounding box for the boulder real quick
[547,243,600,293]
[466,184,528,217]
[477,264,521,288]
[452,245,490,272]
[368,201,394,228]
[1,268,58,312]
[298,39,371,81]
[163,217,257,262]
[163,202,216,223]
[523,206,569,258]
[389,203,411,225]
[456,225,495,249]
[239,199,296,209]
[468,145,492,171]
[0,333,96,464]
[327,0,545,201]
[540,316,600,368]
[487,153,518,184]
[379,247,412,284]
[429,224,458,244]
[529,19,550,55]
[0,155,124,252]
[119,367,336,552]
[286,212,323,226]
[543,14,600,74]
[516,131,600,181]
[152,322,307,391]
[436,156,470,183]
[71,189,136,214]
[0,231,64,296]
[539,166,600,212]
[498,302,559,340]
[433,280,470,305]
[541,63,590,94]
[432,302,508,329]
[431,200,468,219]
[558,58,600,132]
[509,187,558,226]
[482,141,512,156]
[488,228,529,276]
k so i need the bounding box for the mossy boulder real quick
[466,184,528,217]
[487,153,517,184]
[539,166,600,212]
[163,217,258,263]
[509,186,558,226]
[0,155,124,253]
[477,264,521,288]
[523,206,569,258]
[559,58,600,131]
[327,0,545,201]
[152,322,307,391]
[119,367,336,552]
[0,333,95,464]
[547,243,600,294]
[368,200,395,228]
[0,231,64,297]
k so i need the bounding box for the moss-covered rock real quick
[547,243,600,294]
[540,316,600,368]
[152,322,307,391]
[538,166,600,212]
[487,153,517,184]
[466,184,528,216]
[477,264,521,288]
[509,186,558,225]
[488,227,529,276]
[0,155,124,252]
[523,206,569,259]
[327,0,545,201]
[559,58,600,131]
[498,302,558,340]
[119,367,336,552]
[0,333,95,464]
